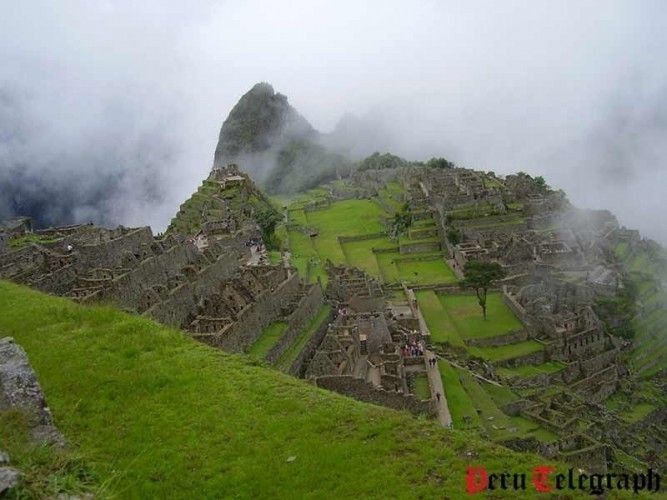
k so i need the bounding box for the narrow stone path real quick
[282,250,292,276]
[424,349,453,428]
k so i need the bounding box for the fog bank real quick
[1,1,665,242]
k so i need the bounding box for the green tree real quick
[426,157,455,169]
[534,176,547,189]
[446,227,462,245]
[461,260,506,320]
[255,207,282,250]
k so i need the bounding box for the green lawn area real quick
[8,233,64,249]
[412,218,436,227]
[437,293,523,340]
[267,250,282,265]
[275,305,330,372]
[248,321,288,358]
[450,364,556,442]
[470,340,544,362]
[415,290,465,347]
[376,252,401,282]
[340,237,395,277]
[618,403,656,424]
[417,291,524,347]
[286,231,327,284]
[305,199,385,263]
[461,216,525,230]
[447,202,501,220]
[377,254,457,286]
[440,358,557,442]
[439,360,481,430]
[413,374,431,401]
[0,281,560,498]
[287,199,389,281]
[395,257,457,285]
[376,181,405,212]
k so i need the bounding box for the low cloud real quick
[0,1,665,243]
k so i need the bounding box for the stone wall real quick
[145,252,240,327]
[199,272,302,352]
[338,232,387,244]
[496,349,546,368]
[315,375,435,416]
[399,240,441,254]
[578,348,619,378]
[288,307,336,377]
[466,329,529,347]
[265,284,325,364]
[76,227,154,269]
[408,226,437,239]
[30,264,78,295]
[103,244,195,309]
[501,289,533,327]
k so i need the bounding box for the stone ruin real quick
[305,263,437,418]
[1,161,663,474]
[401,164,663,472]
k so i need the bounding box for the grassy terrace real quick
[439,360,557,442]
[413,374,431,401]
[287,186,457,286]
[340,237,394,277]
[613,241,667,377]
[275,305,330,372]
[287,199,386,281]
[496,361,566,379]
[8,233,64,249]
[0,281,560,498]
[419,290,553,442]
[416,291,524,346]
[470,340,543,362]
[376,252,457,286]
[437,294,523,340]
[248,321,288,358]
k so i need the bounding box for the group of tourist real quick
[402,339,425,357]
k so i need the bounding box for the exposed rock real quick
[213,82,317,175]
[0,467,21,495]
[211,82,346,193]
[0,337,65,447]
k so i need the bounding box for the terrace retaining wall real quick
[315,375,436,416]
[265,284,325,364]
[288,306,335,377]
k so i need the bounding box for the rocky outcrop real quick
[0,465,21,496]
[0,337,65,446]
[211,82,346,193]
[213,82,317,174]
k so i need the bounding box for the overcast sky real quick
[1,1,666,242]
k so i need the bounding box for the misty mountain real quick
[321,112,400,160]
[212,82,349,193]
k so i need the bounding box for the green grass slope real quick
[0,281,558,499]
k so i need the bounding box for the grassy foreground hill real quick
[0,281,561,498]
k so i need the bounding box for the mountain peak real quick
[212,82,316,171]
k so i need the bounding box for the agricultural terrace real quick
[285,182,457,286]
[438,360,558,442]
[416,291,523,345]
